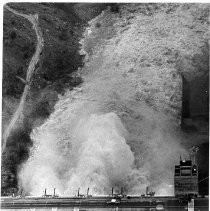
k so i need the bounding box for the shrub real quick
[110,4,119,13]
[59,29,68,41]
[95,22,101,28]
[10,31,16,40]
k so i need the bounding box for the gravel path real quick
[2,5,44,153]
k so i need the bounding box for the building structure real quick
[174,149,199,197]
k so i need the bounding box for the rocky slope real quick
[80,3,209,195]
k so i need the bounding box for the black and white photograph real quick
[1,2,209,210]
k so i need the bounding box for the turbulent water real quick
[18,8,188,197]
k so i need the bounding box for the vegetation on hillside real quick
[2,2,116,195]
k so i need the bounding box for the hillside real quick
[2,3,209,196]
[78,3,209,195]
[2,2,114,195]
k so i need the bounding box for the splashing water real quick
[18,86,185,196]
[19,110,132,195]
[18,90,151,196]
[18,9,187,196]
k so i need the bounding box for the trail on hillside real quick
[2,5,44,153]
